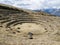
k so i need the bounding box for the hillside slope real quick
[0,4,60,45]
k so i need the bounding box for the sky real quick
[0,0,60,10]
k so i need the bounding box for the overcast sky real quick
[0,0,60,10]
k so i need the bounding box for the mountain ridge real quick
[34,8,60,16]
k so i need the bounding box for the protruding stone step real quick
[6,20,18,28]
[0,17,9,20]
[0,20,11,24]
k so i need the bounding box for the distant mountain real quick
[34,8,60,16]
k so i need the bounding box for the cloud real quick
[44,0,60,8]
[0,0,60,10]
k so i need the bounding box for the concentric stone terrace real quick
[0,6,36,28]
